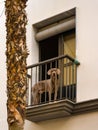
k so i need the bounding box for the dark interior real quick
[39,35,59,80]
[39,35,58,61]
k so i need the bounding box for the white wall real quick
[0,1,8,130]
[76,0,98,101]
[25,111,98,130]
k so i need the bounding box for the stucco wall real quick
[0,2,8,130]
[25,111,98,130]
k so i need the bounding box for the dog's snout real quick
[53,72,55,75]
[52,72,56,77]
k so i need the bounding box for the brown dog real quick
[32,68,60,105]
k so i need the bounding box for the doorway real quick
[39,35,59,102]
[39,35,59,79]
[39,35,58,61]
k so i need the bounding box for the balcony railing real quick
[26,55,80,106]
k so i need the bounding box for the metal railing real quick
[26,55,80,106]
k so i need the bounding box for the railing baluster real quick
[72,63,75,100]
[69,60,71,100]
[66,58,68,99]
[55,60,58,68]
[50,61,52,69]
[60,59,63,100]
[26,69,29,106]
[45,64,47,103]
[39,65,42,104]
[74,64,77,102]
[28,68,32,106]
[35,66,37,83]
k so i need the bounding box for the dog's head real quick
[47,68,60,79]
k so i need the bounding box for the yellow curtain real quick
[63,31,76,86]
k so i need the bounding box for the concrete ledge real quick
[73,98,98,114]
[26,98,98,122]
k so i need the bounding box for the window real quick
[38,29,76,102]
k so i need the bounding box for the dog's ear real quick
[57,69,60,75]
[47,69,51,75]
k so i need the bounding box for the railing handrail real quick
[27,54,80,69]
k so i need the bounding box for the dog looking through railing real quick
[26,55,80,106]
[32,68,60,105]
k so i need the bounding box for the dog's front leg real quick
[33,92,39,105]
[49,91,51,102]
[54,88,57,101]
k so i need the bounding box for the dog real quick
[32,68,60,105]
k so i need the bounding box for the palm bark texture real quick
[5,0,28,129]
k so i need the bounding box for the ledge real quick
[73,98,98,114]
[26,98,98,122]
[33,8,76,30]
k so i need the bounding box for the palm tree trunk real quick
[5,0,28,130]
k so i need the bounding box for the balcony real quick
[26,55,80,122]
